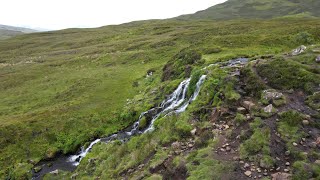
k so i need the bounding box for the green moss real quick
[292,161,313,180]
[240,127,271,160]
[277,110,304,142]
[235,113,246,126]
[241,65,266,97]
[138,116,148,130]
[256,58,320,94]
[306,92,320,110]
[187,70,203,98]
[187,141,233,180]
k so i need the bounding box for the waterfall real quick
[68,75,207,165]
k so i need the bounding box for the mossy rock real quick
[261,89,286,107]
[138,116,148,130]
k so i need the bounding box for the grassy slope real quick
[0,18,320,178]
[178,0,320,20]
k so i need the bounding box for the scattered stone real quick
[224,125,230,129]
[226,146,231,152]
[292,45,307,56]
[50,169,59,175]
[315,160,320,165]
[263,172,268,176]
[276,167,281,171]
[285,151,290,156]
[302,120,310,126]
[171,142,181,150]
[34,166,42,173]
[292,142,298,146]
[262,89,284,101]
[191,128,197,136]
[245,171,252,177]
[258,175,262,178]
[244,163,250,168]
[128,169,134,174]
[243,101,256,111]
[284,169,290,172]
[237,107,246,114]
[263,104,274,113]
[138,164,144,169]
[316,55,320,63]
[302,138,306,142]
[233,156,240,161]
[220,148,226,152]
[71,173,78,179]
[285,162,290,166]
[47,163,53,167]
[257,168,262,173]
[240,161,245,164]
[316,137,320,145]
[271,172,292,180]
[188,143,194,148]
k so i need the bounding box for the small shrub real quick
[294,32,314,45]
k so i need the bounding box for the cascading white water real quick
[33,58,249,179]
[68,75,207,166]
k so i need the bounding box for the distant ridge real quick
[178,0,320,20]
[0,24,37,39]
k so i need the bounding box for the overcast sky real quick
[0,0,226,30]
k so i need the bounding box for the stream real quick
[32,58,248,179]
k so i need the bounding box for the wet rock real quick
[243,101,256,111]
[50,169,59,175]
[71,173,78,179]
[244,171,252,177]
[271,172,292,180]
[191,128,197,136]
[302,120,310,126]
[292,45,307,56]
[316,55,320,63]
[34,166,42,173]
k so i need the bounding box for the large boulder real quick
[292,45,307,56]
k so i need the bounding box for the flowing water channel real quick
[32,58,248,179]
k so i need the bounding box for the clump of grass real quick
[235,113,246,126]
[256,58,320,94]
[277,110,306,151]
[240,65,266,97]
[186,141,234,180]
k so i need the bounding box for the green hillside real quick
[178,0,320,20]
[1,18,320,179]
